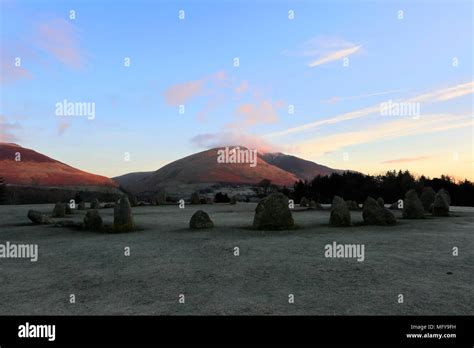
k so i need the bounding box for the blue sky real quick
[1,0,473,180]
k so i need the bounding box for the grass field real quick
[0,203,472,315]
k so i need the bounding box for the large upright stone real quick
[402,189,425,219]
[329,196,351,226]
[189,210,214,229]
[113,195,135,232]
[78,201,86,210]
[432,190,450,217]
[438,189,451,205]
[52,202,66,218]
[363,197,397,225]
[420,187,436,212]
[253,193,294,230]
[84,210,103,230]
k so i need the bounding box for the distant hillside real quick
[115,147,343,195]
[0,143,122,204]
[0,143,119,187]
[261,152,342,181]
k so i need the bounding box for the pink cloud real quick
[35,18,85,69]
[0,116,21,142]
[233,100,282,128]
[163,70,229,106]
[57,120,70,136]
[164,79,205,106]
[0,60,32,84]
[190,131,278,153]
[382,156,430,164]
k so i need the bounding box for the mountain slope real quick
[0,142,119,188]
[119,148,300,194]
[261,152,342,181]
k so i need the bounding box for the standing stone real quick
[84,210,103,230]
[363,197,397,225]
[91,198,100,209]
[253,193,294,230]
[78,201,86,210]
[377,197,384,208]
[402,189,425,219]
[52,202,66,218]
[300,197,309,207]
[27,210,53,224]
[190,192,201,205]
[438,189,451,205]
[189,210,214,229]
[113,195,135,232]
[420,187,436,212]
[329,196,351,226]
[65,203,72,214]
[432,190,450,216]
[230,196,237,205]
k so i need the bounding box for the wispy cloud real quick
[382,156,430,164]
[283,36,362,67]
[409,81,474,103]
[293,114,472,157]
[323,89,405,104]
[309,45,361,67]
[266,81,474,138]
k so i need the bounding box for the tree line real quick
[290,170,474,206]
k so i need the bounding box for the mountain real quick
[114,147,341,195]
[0,142,119,188]
[261,152,342,181]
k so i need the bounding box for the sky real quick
[1,0,473,180]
